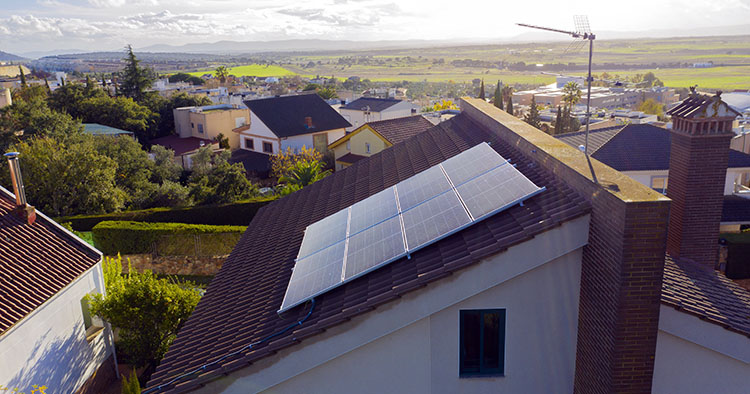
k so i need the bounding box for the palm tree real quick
[279,160,330,188]
[561,81,582,108]
[215,66,229,84]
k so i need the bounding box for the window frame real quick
[365,142,371,154]
[197,123,204,134]
[245,138,254,150]
[262,141,273,154]
[459,308,506,378]
[650,175,668,194]
[80,296,104,343]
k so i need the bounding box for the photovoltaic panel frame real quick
[279,142,546,313]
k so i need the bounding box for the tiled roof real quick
[336,152,367,164]
[228,149,271,178]
[150,136,215,156]
[722,195,750,223]
[662,255,750,337]
[244,94,351,138]
[0,187,101,335]
[341,97,402,112]
[147,112,590,392]
[555,125,624,154]
[367,115,435,145]
[666,92,741,118]
[556,124,750,171]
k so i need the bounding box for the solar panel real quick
[344,216,406,280]
[441,142,507,186]
[279,142,545,313]
[456,162,543,220]
[396,165,452,211]
[349,187,399,235]
[402,190,472,251]
[296,208,349,260]
[280,240,346,311]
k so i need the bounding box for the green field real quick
[187,64,295,78]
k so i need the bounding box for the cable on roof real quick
[143,298,316,393]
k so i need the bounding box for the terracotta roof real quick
[556,124,750,171]
[662,255,750,337]
[367,115,435,145]
[341,97,402,112]
[666,92,741,118]
[335,152,367,164]
[0,187,101,335]
[150,136,215,156]
[147,112,590,392]
[722,195,750,223]
[244,94,351,138]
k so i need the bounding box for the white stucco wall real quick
[197,214,590,394]
[282,128,346,153]
[242,113,280,154]
[624,168,749,196]
[652,305,750,394]
[0,263,113,393]
[340,102,418,131]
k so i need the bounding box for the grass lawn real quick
[187,64,295,78]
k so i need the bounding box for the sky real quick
[1,0,750,55]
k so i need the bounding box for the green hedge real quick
[92,221,246,255]
[58,197,275,231]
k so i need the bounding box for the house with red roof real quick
[146,95,750,393]
[0,153,116,393]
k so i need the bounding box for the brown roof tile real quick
[146,113,590,392]
[367,115,435,145]
[662,255,750,337]
[0,187,101,335]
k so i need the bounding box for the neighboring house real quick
[146,95,750,393]
[339,97,419,131]
[0,154,115,393]
[82,123,134,138]
[557,120,750,232]
[240,93,351,157]
[149,135,219,170]
[173,104,250,150]
[0,88,11,109]
[328,115,434,170]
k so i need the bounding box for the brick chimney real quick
[4,152,36,225]
[665,90,740,269]
[304,116,313,128]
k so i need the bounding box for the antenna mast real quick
[517,16,596,157]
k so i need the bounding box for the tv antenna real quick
[517,16,596,159]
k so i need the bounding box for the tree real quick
[506,94,513,115]
[478,79,485,100]
[120,45,155,102]
[561,81,582,108]
[150,145,182,183]
[87,256,201,383]
[0,92,82,150]
[121,369,141,394]
[553,106,562,134]
[214,66,229,84]
[270,146,323,179]
[278,159,330,195]
[523,96,542,129]
[0,137,125,216]
[80,96,156,142]
[215,132,230,149]
[637,98,665,118]
[18,66,26,87]
[493,81,503,109]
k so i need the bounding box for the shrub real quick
[92,221,246,255]
[57,197,275,231]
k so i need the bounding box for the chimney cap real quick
[4,152,19,159]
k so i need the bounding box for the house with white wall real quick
[339,97,419,131]
[240,93,351,156]
[147,94,750,394]
[557,121,750,232]
[0,154,115,394]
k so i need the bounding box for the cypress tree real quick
[562,105,570,133]
[44,79,51,93]
[554,106,562,134]
[85,75,94,96]
[506,94,513,115]
[478,79,485,100]
[523,96,542,129]
[18,66,27,87]
[493,81,502,109]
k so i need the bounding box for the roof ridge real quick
[590,124,627,154]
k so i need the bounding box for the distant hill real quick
[0,50,25,61]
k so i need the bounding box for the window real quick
[365,142,371,154]
[651,176,668,194]
[346,140,351,151]
[81,296,104,342]
[263,142,273,153]
[235,117,247,128]
[197,124,204,134]
[460,309,505,377]
[245,138,254,150]
[191,122,194,129]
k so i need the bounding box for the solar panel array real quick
[279,142,545,312]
